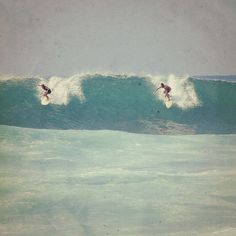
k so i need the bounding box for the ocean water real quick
[0,74,236,236]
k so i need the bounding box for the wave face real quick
[0,74,235,134]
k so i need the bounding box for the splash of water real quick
[148,74,200,109]
[38,74,86,105]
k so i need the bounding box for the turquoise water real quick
[0,74,236,235]
[0,74,235,134]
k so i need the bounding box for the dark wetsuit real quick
[165,86,171,93]
[42,85,51,94]
[163,85,171,100]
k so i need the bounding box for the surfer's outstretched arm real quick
[155,86,161,93]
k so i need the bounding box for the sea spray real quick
[148,74,200,109]
[38,75,86,105]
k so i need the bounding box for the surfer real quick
[39,84,51,100]
[155,83,171,101]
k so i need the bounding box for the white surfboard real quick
[165,98,172,109]
[41,96,50,105]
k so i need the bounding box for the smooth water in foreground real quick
[1,125,236,236]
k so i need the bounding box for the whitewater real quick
[0,74,236,236]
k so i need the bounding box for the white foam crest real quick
[0,75,22,81]
[39,74,86,105]
[148,74,201,109]
[0,74,42,81]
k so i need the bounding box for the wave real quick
[192,75,236,83]
[0,73,235,134]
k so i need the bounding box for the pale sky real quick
[0,0,236,77]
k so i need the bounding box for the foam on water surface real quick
[0,125,236,235]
